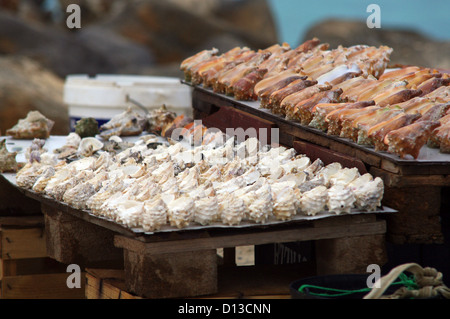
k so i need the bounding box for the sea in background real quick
[267,0,450,47]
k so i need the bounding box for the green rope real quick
[298,273,419,298]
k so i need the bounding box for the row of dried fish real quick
[15,133,384,232]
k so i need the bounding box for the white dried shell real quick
[353,177,384,211]
[63,182,96,210]
[303,158,324,180]
[32,165,56,193]
[214,176,246,195]
[327,185,356,215]
[271,185,297,221]
[310,162,342,186]
[167,196,195,229]
[281,156,311,174]
[348,173,373,190]
[218,193,246,226]
[79,137,104,157]
[16,162,42,189]
[142,197,168,231]
[199,164,222,184]
[329,167,360,186]
[298,185,328,216]
[114,200,144,228]
[178,167,199,194]
[194,196,220,225]
[247,183,273,223]
[240,166,261,185]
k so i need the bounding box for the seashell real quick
[327,185,356,215]
[278,171,307,187]
[303,158,324,180]
[353,177,384,212]
[298,185,328,216]
[167,195,195,229]
[240,166,261,185]
[194,196,220,225]
[271,184,297,221]
[199,164,222,184]
[99,106,147,139]
[214,176,246,195]
[142,197,168,231]
[78,137,104,157]
[178,167,199,193]
[310,162,342,187]
[6,110,54,139]
[75,117,99,138]
[25,138,47,163]
[32,165,56,193]
[40,152,58,166]
[348,173,374,191]
[0,139,19,173]
[94,151,113,171]
[114,200,144,228]
[218,193,247,226]
[62,182,96,210]
[16,162,42,189]
[281,156,311,174]
[247,183,273,223]
[329,167,360,186]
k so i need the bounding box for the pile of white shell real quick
[15,134,384,232]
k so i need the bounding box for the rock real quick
[0,56,69,136]
[95,0,278,65]
[303,19,450,70]
[0,10,155,77]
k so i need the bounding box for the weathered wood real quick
[315,234,388,275]
[114,218,386,256]
[123,248,218,298]
[0,228,47,260]
[1,273,85,299]
[42,203,123,266]
[381,186,444,244]
[85,263,315,299]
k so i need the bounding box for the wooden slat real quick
[0,228,47,259]
[0,257,68,279]
[1,273,86,299]
[114,219,386,255]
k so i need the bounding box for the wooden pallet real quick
[0,215,85,299]
[190,85,450,245]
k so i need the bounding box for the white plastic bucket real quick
[63,74,192,130]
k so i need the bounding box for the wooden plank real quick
[0,228,47,259]
[0,215,44,227]
[114,218,386,255]
[1,273,85,299]
[0,257,68,278]
[369,166,450,187]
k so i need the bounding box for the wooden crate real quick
[0,215,85,299]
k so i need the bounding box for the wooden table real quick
[3,174,391,298]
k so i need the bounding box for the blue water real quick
[267,0,450,47]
